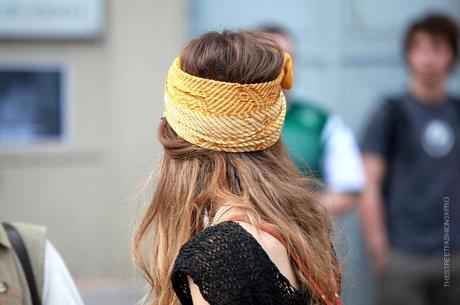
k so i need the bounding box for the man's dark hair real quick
[404,13,459,63]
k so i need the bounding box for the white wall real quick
[0,0,186,284]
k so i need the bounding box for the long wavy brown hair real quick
[132,30,341,305]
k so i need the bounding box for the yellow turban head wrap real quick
[163,52,293,152]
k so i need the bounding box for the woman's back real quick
[172,220,311,305]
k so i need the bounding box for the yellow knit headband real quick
[163,53,293,152]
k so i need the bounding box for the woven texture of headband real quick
[164,53,293,152]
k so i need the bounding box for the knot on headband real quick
[163,53,293,152]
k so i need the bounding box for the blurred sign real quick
[0,0,104,39]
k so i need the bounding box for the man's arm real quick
[320,191,360,215]
[359,153,389,271]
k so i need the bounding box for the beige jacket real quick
[0,222,46,305]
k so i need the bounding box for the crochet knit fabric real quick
[171,221,311,305]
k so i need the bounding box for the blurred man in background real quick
[0,222,84,305]
[261,25,365,215]
[360,13,460,305]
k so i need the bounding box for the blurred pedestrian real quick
[0,221,84,305]
[360,13,460,305]
[261,25,365,215]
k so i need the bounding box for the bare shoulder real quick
[236,221,286,255]
[235,221,299,289]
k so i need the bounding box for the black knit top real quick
[171,220,311,305]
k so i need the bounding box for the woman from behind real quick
[132,30,342,305]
